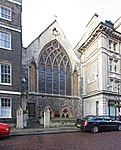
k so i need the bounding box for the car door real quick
[95,117,105,130]
[103,117,117,130]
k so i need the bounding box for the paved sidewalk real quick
[10,127,80,136]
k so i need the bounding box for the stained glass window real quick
[53,61,58,94]
[39,40,71,95]
[60,63,65,95]
[66,63,71,95]
[39,63,45,93]
[46,65,52,94]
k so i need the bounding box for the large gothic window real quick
[39,40,71,95]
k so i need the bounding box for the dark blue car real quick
[75,116,121,133]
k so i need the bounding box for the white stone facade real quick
[75,14,121,118]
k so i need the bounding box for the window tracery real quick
[39,40,71,95]
[61,108,72,118]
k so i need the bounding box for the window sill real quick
[0,47,12,51]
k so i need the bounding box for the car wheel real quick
[91,125,99,133]
[118,125,121,131]
[80,128,84,131]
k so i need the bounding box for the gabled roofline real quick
[25,20,57,48]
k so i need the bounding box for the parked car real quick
[75,116,121,133]
[0,123,11,139]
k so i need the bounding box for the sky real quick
[22,0,121,48]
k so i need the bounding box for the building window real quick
[109,79,113,91]
[39,40,71,96]
[53,61,59,94]
[109,58,112,71]
[0,98,11,118]
[0,63,11,85]
[0,6,11,21]
[108,101,118,117]
[0,31,11,49]
[96,101,99,115]
[109,40,112,50]
[66,63,71,95]
[113,42,117,52]
[114,79,120,93]
[39,63,45,93]
[114,81,118,93]
[60,108,72,118]
[114,62,117,72]
[53,41,59,49]
[46,63,52,94]
[60,62,65,95]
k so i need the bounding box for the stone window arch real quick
[60,107,72,118]
[29,61,37,92]
[39,40,72,95]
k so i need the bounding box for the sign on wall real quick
[87,70,97,84]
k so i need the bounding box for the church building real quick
[22,20,82,127]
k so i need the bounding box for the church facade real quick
[22,21,82,126]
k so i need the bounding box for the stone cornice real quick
[0,24,21,32]
[99,23,121,40]
[79,22,121,52]
[0,90,21,95]
[82,90,121,99]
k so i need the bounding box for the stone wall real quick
[26,94,82,119]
